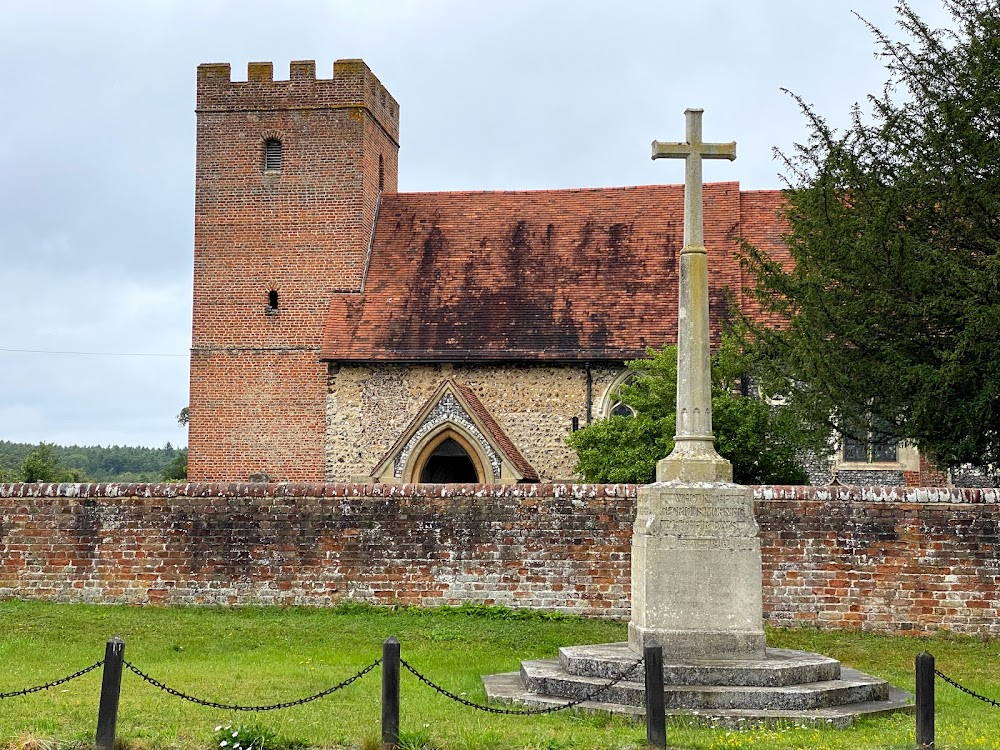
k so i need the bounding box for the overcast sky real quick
[1,0,954,450]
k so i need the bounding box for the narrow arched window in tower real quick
[264,139,282,172]
[266,290,278,315]
[378,154,384,191]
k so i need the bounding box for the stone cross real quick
[629,112,764,660]
[651,108,737,482]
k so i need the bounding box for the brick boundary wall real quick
[0,483,997,637]
[755,485,1000,637]
[0,483,637,617]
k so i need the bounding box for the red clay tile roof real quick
[450,381,538,482]
[320,183,785,362]
[738,190,793,329]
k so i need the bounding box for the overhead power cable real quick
[0,347,188,358]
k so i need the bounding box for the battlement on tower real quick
[196,59,399,144]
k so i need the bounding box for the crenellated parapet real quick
[196,59,399,144]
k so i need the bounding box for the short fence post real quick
[916,651,935,749]
[95,635,125,750]
[644,645,666,749]
[382,636,400,748]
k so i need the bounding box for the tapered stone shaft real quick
[651,109,736,482]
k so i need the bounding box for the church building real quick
[187,59,927,486]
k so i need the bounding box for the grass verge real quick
[1,601,999,749]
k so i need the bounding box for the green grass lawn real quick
[1,601,999,750]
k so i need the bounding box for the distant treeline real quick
[0,441,186,482]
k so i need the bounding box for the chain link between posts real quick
[4,646,668,720]
[936,668,1000,708]
[400,655,645,715]
[0,660,104,700]
[123,658,380,711]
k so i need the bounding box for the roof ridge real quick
[386,181,742,199]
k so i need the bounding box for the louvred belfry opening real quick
[264,139,282,171]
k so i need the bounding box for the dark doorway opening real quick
[419,437,479,483]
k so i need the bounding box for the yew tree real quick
[740,0,1000,475]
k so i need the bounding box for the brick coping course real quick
[0,482,997,503]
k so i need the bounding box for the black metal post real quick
[382,636,401,748]
[96,635,125,750]
[644,645,666,749]
[916,651,935,749]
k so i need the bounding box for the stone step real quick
[521,659,889,711]
[559,643,841,687]
[483,671,914,730]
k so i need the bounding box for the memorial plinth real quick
[483,645,914,728]
[628,479,765,660]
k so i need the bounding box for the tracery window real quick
[602,372,637,418]
[609,401,637,418]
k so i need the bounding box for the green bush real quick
[568,335,825,484]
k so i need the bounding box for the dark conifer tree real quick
[740,0,1000,475]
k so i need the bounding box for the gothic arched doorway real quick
[419,437,478,482]
[407,428,489,483]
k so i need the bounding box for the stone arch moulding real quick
[370,379,539,485]
[402,422,492,484]
[598,369,637,419]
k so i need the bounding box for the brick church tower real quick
[189,60,399,480]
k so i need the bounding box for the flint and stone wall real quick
[1,483,997,638]
[327,363,625,482]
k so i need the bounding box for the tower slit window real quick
[266,290,279,315]
[264,139,282,172]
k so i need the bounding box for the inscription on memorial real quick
[658,504,751,537]
[635,488,759,541]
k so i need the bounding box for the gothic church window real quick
[602,371,638,418]
[610,401,637,418]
